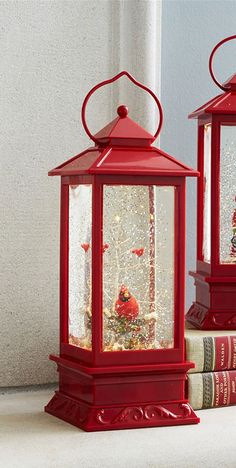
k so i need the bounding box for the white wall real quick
[0,0,112,386]
[161,0,236,309]
[0,0,161,386]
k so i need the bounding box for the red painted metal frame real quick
[97,175,183,366]
[60,181,69,348]
[59,175,186,367]
[192,116,236,278]
[213,117,236,275]
[196,124,205,262]
[60,175,94,365]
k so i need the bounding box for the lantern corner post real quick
[45,177,69,421]
[91,175,103,365]
[175,177,186,357]
[210,117,220,272]
[196,123,205,262]
[59,178,69,348]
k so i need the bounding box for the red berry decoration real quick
[131,247,144,257]
[102,243,109,253]
[81,243,90,253]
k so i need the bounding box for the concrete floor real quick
[0,388,236,468]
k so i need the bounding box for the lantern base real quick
[45,355,199,431]
[186,271,236,330]
[186,302,236,330]
[45,392,199,431]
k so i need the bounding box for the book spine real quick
[214,336,236,371]
[186,335,236,373]
[187,370,236,410]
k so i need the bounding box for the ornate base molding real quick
[186,303,236,330]
[45,392,199,431]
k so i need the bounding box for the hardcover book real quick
[185,329,236,373]
[187,370,236,410]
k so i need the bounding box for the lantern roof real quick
[93,105,154,145]
[49,108,198,177]
[49,146,198,177]
[189,74,236,118]
[223,73,236,90]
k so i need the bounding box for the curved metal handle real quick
[209,35,236,91]
[81,71,163,145]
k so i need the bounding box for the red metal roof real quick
[224,73,236,90]
[94,114,154,144]
[49,146,198,177]
[48,149,101,176]
[49,112,198,177]
[189,74,236,118]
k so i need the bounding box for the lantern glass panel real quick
[220,125,236,264]
[203,124,211,262]
[68,184,92,349]
[102,185,175,352]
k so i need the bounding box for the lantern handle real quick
[209,35,236,91]
[81,71,163,145]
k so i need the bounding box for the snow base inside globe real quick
[69,306,174,352]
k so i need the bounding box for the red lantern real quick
[186,35,236,330]
[45,72,199,431]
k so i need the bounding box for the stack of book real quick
[185,329,236,410]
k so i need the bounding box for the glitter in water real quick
[103,185,175,351]
[220,126,236,264]
[203,124,211,263]
[68,185,92,350]
[68,184,176,352]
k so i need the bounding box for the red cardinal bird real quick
[115,285,139,321]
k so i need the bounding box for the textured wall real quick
[161,0,236,310]
[0,0,114,386]
[0,0,161,386]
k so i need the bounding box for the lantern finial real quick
[117,105,128,118]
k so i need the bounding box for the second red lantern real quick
[186,36,236,330]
